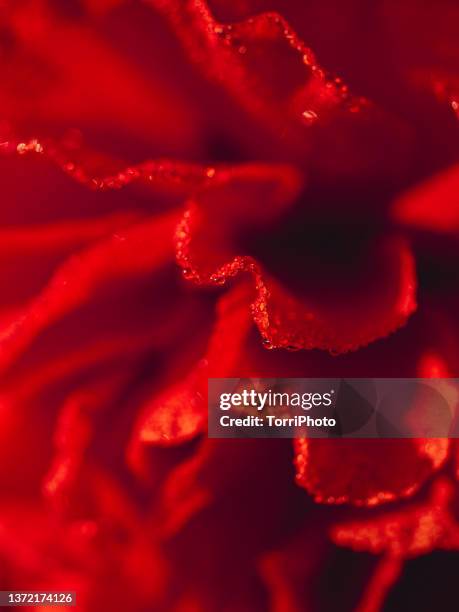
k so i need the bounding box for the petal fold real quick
[294,437,449,507]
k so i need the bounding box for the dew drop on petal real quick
[301,109,318,125]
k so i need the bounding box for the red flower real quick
[0,0,459,610]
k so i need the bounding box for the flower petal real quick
[2,0,200,154]
[148,0,364,135]
[128,282,253,459]
[331,478,459,557]
[150,0,413,182]
[294,437,448,507]
[294,348,450,507]
[42,374,131,506]
[0,211,179,373]
[393,162,459,232]
[177,166,417,352]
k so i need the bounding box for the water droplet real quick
[301,109,318,125]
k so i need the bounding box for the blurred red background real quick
[1,1,459,610]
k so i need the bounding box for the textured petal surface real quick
[331,479,459,557]
[176,166,417,352]
[294,437,449,507]
[148,0,365,134]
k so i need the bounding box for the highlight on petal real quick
[131,364,209,447]
[127,283,253,472]
[10,137,218,195]
[331,478,459,557]
[392,162,459,232]
[292,351,452,508]
[0,136,223,235]
[294,436,449,507]
[330,476,459,612]
[417,352,451,378]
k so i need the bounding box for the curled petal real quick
[294,437,449,507]
[177,167,417,351]
[148,0,365,133]
[13,139,218,194]
[2,136,216,201]
[292,350,452,508]
[176,163,302,280]
[149,0,412,181]
[331,478,459,557]
[0,142,216,230]
[251,238,416,352]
